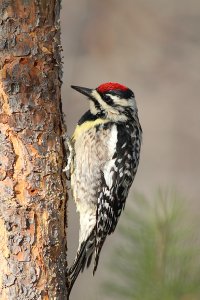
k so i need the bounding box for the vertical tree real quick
[0,0,68,299]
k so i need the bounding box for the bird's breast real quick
[72,118,109,142]
[71,123,112,209]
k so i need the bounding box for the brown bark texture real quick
[0,0,68,299]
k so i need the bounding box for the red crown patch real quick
[97,82,128,93]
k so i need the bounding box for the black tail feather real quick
[68,230,95,297]
[93,237,106,275]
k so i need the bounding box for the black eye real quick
[104,95,110,101]
[103,94,113,105]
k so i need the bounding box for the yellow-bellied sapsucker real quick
[66,82,142,294]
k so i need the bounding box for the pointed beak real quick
[71,85,93,99]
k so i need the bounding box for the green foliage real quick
[102,190,200,300]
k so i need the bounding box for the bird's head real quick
[71,82,137,122]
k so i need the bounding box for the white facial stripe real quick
[107,94,128,106]
[89,100,99,115]
[107,94,136,108]
[91,90,119,115]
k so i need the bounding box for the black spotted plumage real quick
[68,82,142,296]
[94,121,142,273]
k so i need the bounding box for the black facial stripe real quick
[78,110,98,125]
[78,110,105,125]
[92,98,101,110]
[93,92,115,107]
[102,94,114,106]
[107,89,134,99]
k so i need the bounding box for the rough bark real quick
[0,0,68,299]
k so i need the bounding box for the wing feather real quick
[94,123,141,273]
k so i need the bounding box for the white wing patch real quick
[103,125,118,188]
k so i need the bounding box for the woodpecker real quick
[66,82,142,294]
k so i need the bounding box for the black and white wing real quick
[94,123,141,273]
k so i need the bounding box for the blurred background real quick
[61,0,200,299]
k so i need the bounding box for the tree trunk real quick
[0,0,68,299]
